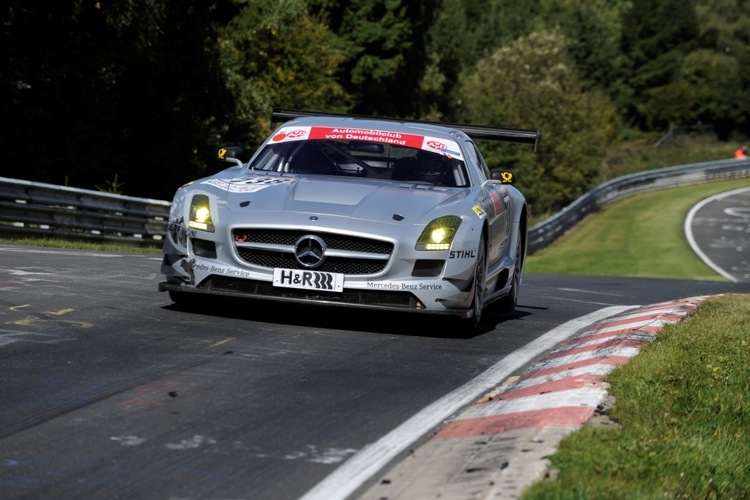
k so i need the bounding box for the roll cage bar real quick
[271,107,542,152]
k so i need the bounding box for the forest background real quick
[2,0,749,217]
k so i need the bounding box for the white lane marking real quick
[685,186,750,283]
[555,288,625,297]
[111,435,147,446]
[537,296,623,307]
[0,247,126,258]
[298,305,637,500]
[165,435,217,450]
[6,269,55,276]
[0,330,76,347]
[283,446,358,464]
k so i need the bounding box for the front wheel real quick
[456,234,486,337]
[497,233,523,313]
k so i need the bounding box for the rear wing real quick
[271,107,542,152]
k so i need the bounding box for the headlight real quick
[416,216,461,251]
[188,194,214,232]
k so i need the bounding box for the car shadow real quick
[162,295,537,339]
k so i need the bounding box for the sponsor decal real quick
[271,126,465,160]
[194,263,255,280]
[421,136,463,160]
[472,205,485,218]
[273,268,344,292]
[306,127,420,147]
[203,176,295,193]
[426,140,446,151]
[366,281,444,291]
[500,171,515,184]
[272,127,311,142]
[275,269,340,291]
[449,249,476,259]
[488,189,504,215]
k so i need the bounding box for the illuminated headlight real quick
[188,194,214,232]
[416,216,461,251]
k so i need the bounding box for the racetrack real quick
[686,185,750,282]
[2,238,749,499]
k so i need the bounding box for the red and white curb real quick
[305,297,714,500]
[431,296,710,440]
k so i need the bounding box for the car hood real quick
[223,175,465,224]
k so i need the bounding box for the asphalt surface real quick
[686,186,750,282]
[0,186,749,500]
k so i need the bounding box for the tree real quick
[0,0,240,199]
[694,0,750,138]
[218,0,350,150]
[420,0,544,121]
[540,0,628,94]
[308,0,438,118]
[457,30,619,215]
[618,0,700,130]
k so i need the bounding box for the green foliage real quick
[309,0,437,117]
[218,0,351,146]
[694,0,750,137]
[0,0,240,199]
[599,133,735,182]
[540,0,628,92]
[457,29,620,214]
[420,0,544,120]
[618,0,703,129]
[685,50,741,115]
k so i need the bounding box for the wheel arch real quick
[518,202,528,269]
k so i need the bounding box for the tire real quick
[457,234,486,336]
[498,232,522,313]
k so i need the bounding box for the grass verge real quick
[523,293,750,499]
[525,178,750,280]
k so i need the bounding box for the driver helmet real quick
[414,150,447,183]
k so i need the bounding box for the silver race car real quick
[159,108,540,332]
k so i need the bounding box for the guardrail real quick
[527,157,750,254]
[1,157,749,250]
[0,176,171,247]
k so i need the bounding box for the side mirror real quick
[490,169,517,184]
[218,146,244,161]
[217,146,244,168]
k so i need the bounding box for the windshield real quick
[248,133,470,188]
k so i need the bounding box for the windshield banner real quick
[270,126,463,160]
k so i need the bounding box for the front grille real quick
[201,276,415,308]
[233,228,394,275]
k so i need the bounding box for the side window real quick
[466,142,491,181]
